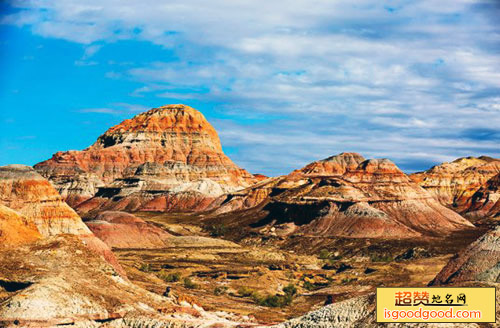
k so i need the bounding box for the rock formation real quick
[410,156,500,216]
[0,205,41,247]
[0,164,125,276]
[431,225,500,285]
[466,173,500,218]
[211,153,473,239]
[34,105,255,214]
[86,211,173,249]
[0,235,253,327]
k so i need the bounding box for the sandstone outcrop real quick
[34,105,256,214]
[0,164,125,276]
[410,156,500,215]
[86,211,173,249]
[211,153,473,239]
[0,205,41,247]
[0,164,91,236]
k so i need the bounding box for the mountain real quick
[410,156,500,216]
[209,153,473,239]
[0,164,125,276]
[34,104,256,214]
[465,173,500,218]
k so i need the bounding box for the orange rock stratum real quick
[0,164,125,276]
[34,104,256,213]
[410,156,500,216]
[210,153,474,238]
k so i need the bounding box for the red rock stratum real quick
[210,153,473,238]
[34,104,256,214]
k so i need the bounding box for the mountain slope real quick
[209,153,473,239]
[34,104,256,213]
[410,156,500,216]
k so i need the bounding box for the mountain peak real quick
[93,104,219,149]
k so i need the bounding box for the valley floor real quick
[110,211,488,325]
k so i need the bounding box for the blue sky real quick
[1,0,499,176]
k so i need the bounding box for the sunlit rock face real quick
[34,104,257,214]
[211,153,473,239]
[0,204,41,247]
[0,164,91,236]
[410,156,500,216]
[0,164,125,276]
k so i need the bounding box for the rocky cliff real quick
[0,164,125,276]
[34,104,256,214]
[210,153,473,239]
[0,205,41,247]
[410,156,500,216]
[465,173,500,218]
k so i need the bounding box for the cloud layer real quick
[4,0,500,175]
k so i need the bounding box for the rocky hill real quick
[0,164,125,276]
[0,234,254,327]
[410,156,500,216]
[209,153,473,239]
[85,211,173,249]
[34,104,256,214]
[465,173,500,218]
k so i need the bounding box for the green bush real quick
[318,249,342,261]
[252,293,293,307]
[183,277,198,289]
[214,286,228,296]
[318,249,331,259]
[283,283,297,297]
[341,277,358,284]
[238,286,256,297]
[158,271,181,282]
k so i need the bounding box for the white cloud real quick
[4,0,500,174]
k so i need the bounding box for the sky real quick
[0,0,499,176]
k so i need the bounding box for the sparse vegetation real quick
[214,286,228,296]
[207,223,228,237]
[318,249,342,261]
[158,271,181,282]
[237,284,298,308]
[341,277,358,284]
[302,280,318,291]
[237,286,256,297]
[283,283,297,297]
[139,263,152,272]
[183,277,198,289]
[370,254,393,262]
[318,249,331,259]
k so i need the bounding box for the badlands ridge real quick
[1,104,499,327]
